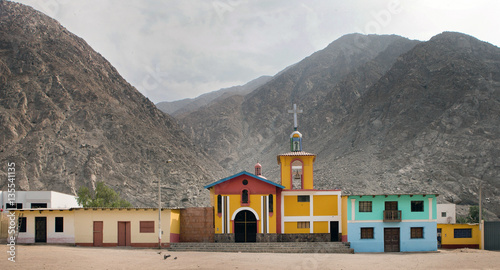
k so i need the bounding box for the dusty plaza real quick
[1,245,499,270]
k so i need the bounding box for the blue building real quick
[345,194,438,252]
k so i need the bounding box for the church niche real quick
[291,160,303,189]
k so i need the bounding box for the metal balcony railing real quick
[383,210,402,222]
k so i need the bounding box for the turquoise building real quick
[346,194,438,252]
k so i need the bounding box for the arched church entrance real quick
[234,210,257,242]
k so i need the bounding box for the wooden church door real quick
[234,210,257,242]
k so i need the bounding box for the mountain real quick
[177,32,500,218]
[156,75,272,116]
[326,32,500,213]
[0,1,226,207]
[179,34,420,170]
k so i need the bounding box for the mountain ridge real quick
[156,75,272,116]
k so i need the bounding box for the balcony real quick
[383,210,402,222]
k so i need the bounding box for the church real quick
[204,104,342,242]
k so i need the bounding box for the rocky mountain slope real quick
[156,75,272,116]
[0,1,226,207]
[178,33,500,217]
[179,34,420,171]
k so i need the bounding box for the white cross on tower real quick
[288,104,303,131]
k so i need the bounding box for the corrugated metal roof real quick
[73,207,184,210]
[12,208,74,211]
[13,207,184,211]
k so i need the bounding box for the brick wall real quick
[179,207,214,242]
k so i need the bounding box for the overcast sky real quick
[16,0,500,103]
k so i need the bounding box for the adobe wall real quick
[180,207,214,242]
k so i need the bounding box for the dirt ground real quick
[1,245,499,270]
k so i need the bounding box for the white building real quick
[0,191,81,210]
[437,204,456,224]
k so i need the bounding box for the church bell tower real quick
[278,104,316,190]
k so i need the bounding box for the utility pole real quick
[479,184,484,250]
[159,159,172,249]
[479,184,482,226]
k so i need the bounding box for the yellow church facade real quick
[205,104,342,242]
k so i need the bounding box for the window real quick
[441,212,447,217]
[385,201,398,210]
[297,195,310,202]
[55,217,64,232]
[242,179,248,185]
[454,229,472,238]
[6,203,22,209]
[297,222,310,229]
[269,194,273,213]
[217,195,222,214]
[31,203,48,209]
[361,228,374,239]
[242,190,249,204]
[411,201,424,212]
[359,201,372,212]
[140,221,155,233]
[18,217,27,233]
[411,227,424,239]
[291,160,303,189]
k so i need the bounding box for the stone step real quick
[169,243,351,247]
[169,244,349,248]
[169,242,350,246]
[167,242,354,254]
[169,244,351,249]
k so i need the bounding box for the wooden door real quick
[384,228,400,252]
[93,221,103,247]
[35,217,47,243]
[117,221,131,246]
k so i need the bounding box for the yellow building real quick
[14,208,180,247]
[278,149,342,240]
[437,223,480,249]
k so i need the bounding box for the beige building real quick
[13,208,180,247]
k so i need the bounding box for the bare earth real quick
[1,245,499,270]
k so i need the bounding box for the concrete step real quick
[168,242,354,254]
[170,242,350,246]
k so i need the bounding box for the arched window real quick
[269,194,273,213]
[217,195,222,214]
[291,160,303,189]
[242,190,249,204]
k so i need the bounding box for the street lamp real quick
[159,159,172,249]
